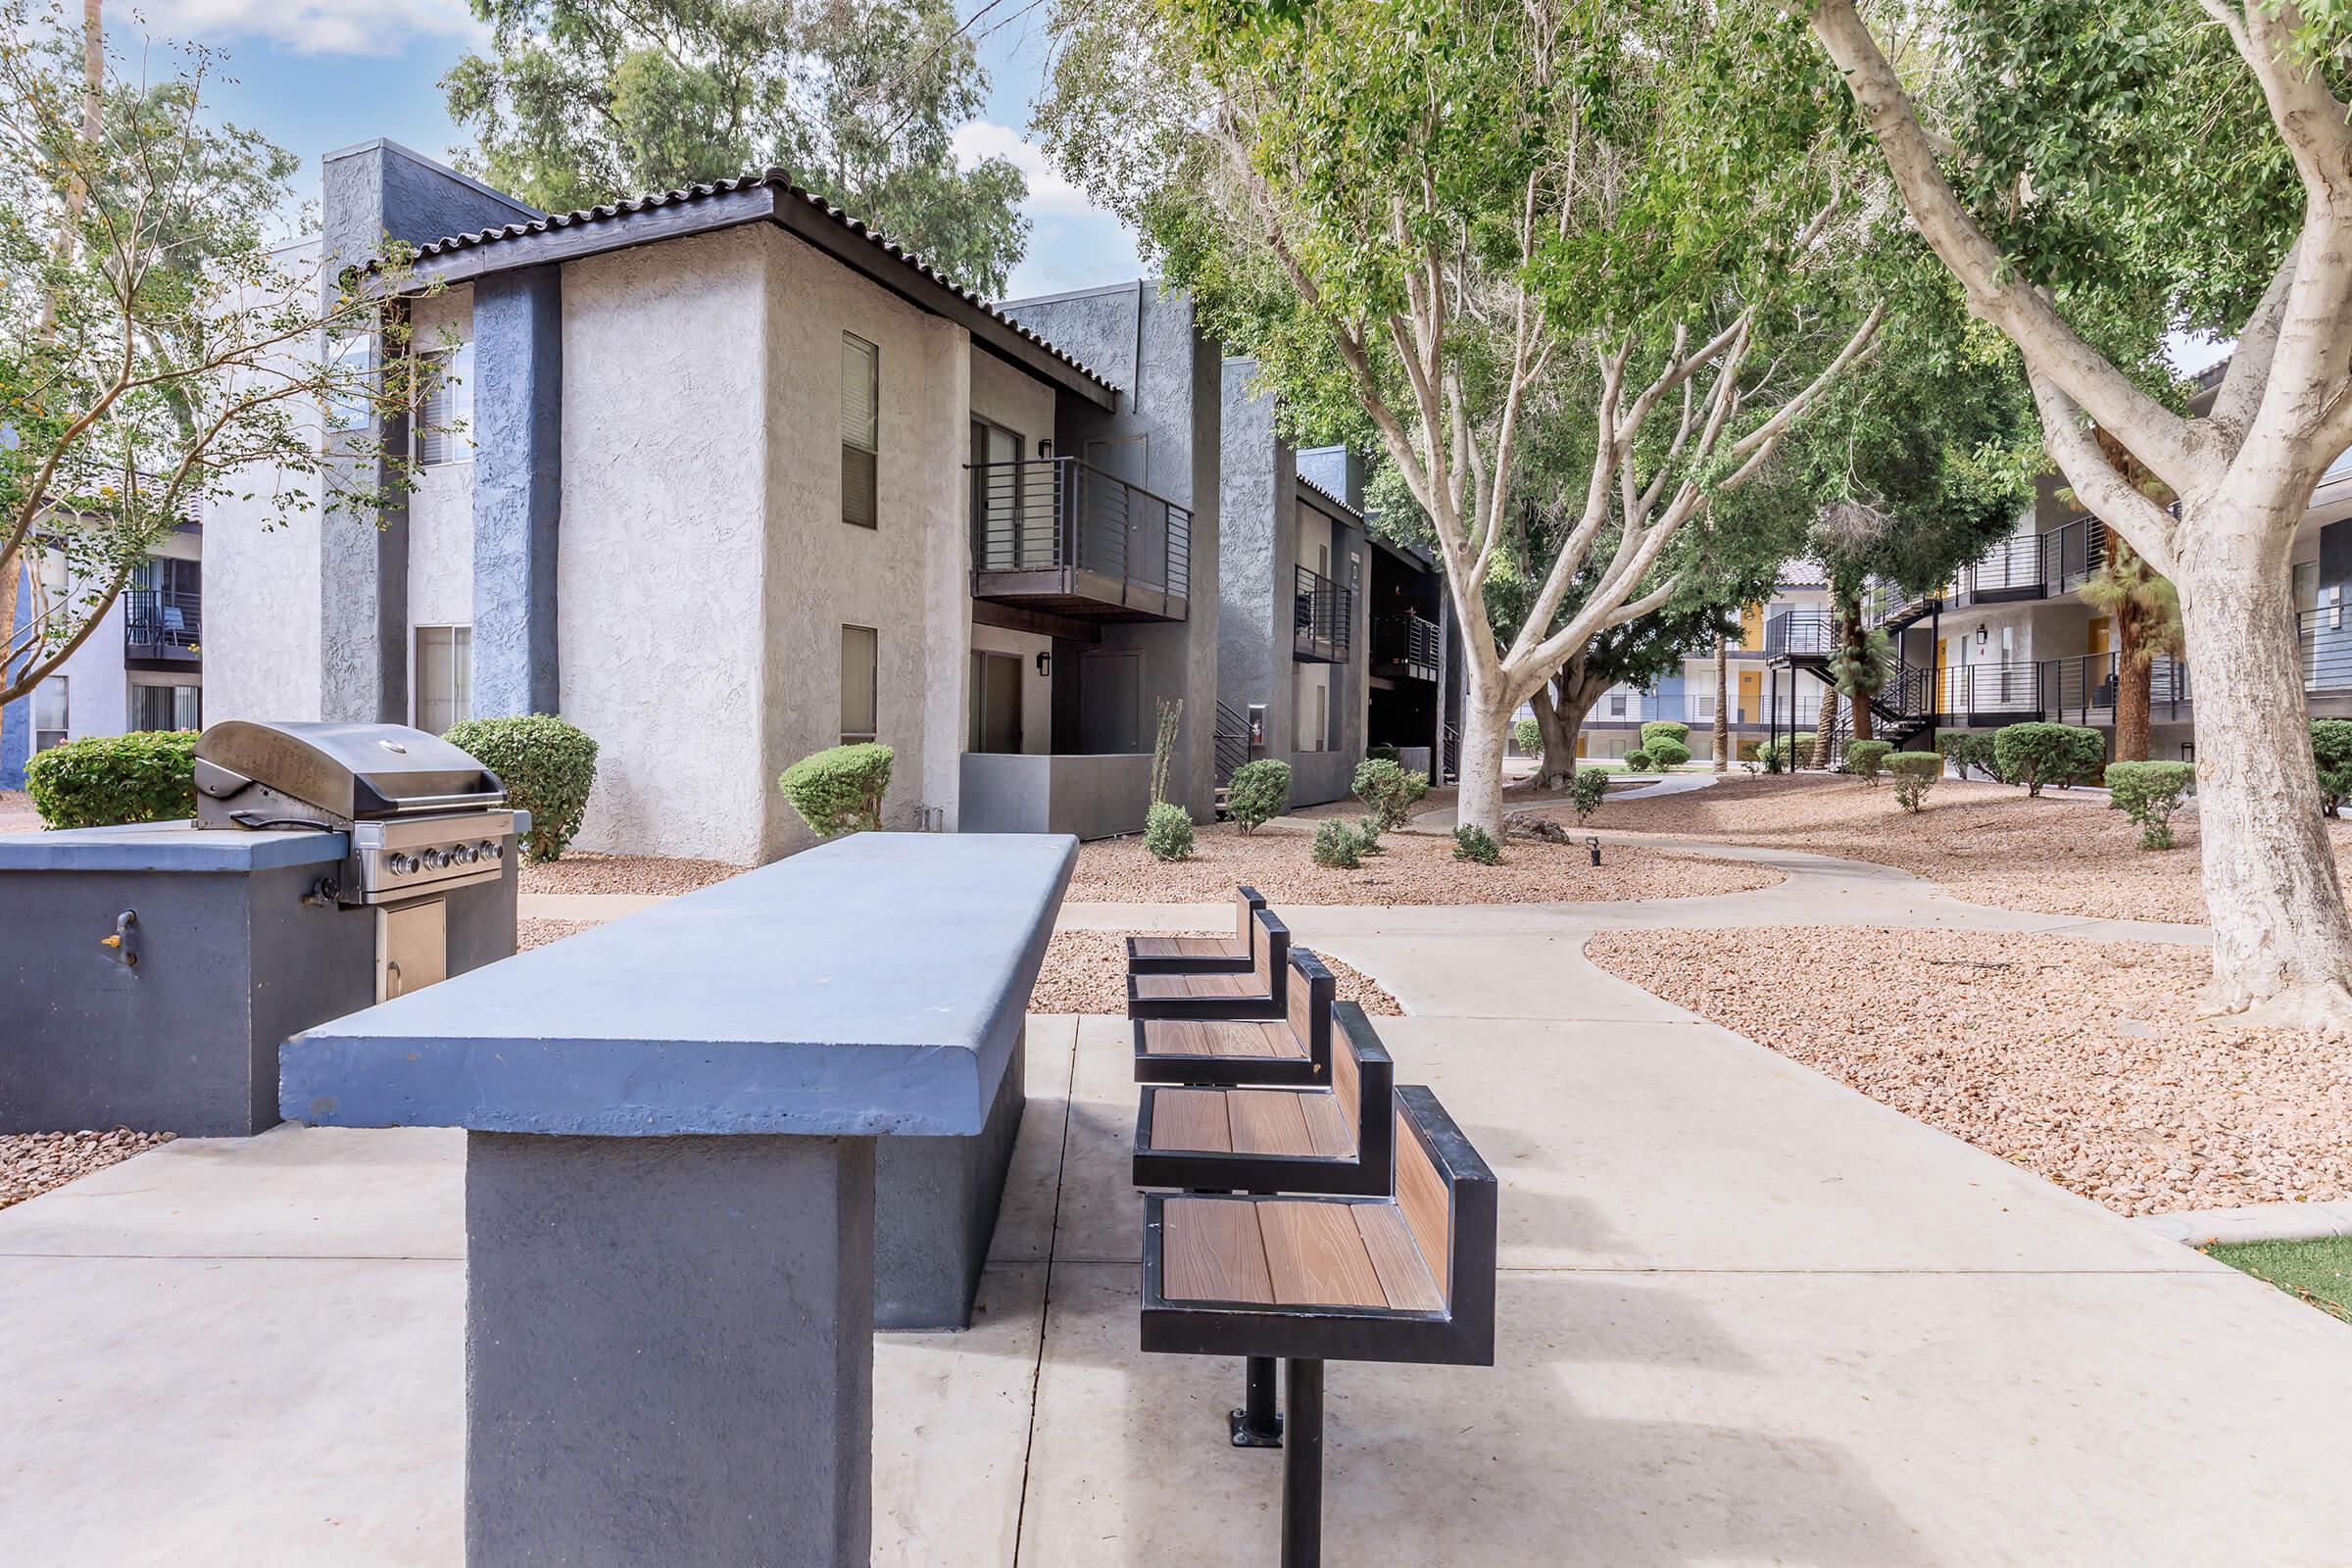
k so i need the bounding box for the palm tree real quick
[1831,617,1893,742]
[2082,537,2182,761]
[1713,635,1731,770]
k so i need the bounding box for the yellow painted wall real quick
[2087,615,2111,656]
[1740,603,1765,651]
[1737,667,1762,725]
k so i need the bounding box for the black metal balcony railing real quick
[1930,661,2043,717]
[1763,610,1836,658]
[2037,652,2191,726]
[1961,533,2047,600]
[2301,606,2352,692]
[1372,611,1441,676]
[1294,564,1352,662]
[2041,514,2109,596]
[124,588,201,659]
[968,457,1191,621]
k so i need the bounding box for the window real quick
[842,333,879,528]
[324,332,372,436]
[33,676,67,751]
[1608,690,1627,718]
[840,624,878,744]
[969,651,1023,753]
[414,341,474,466]
[970,420,1034,568]
[129,683,201,731]
[414,626,472,735]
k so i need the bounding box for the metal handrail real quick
[2302,606,2352,692]
[968,457,1193,601]
[1764,610,1836,658]
[1374,611,1441,670]
[1294,564,1352,657]
[2037,651,2191,724]
[124,587,202,650]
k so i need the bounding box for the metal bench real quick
[1134,1000,1393,1198]
[1124,885,1268,975]
[1126,906,1289,1021]
[1131,948,1332,1087]
[1141,1086,1496,1568]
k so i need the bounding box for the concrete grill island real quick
[278,830,1076,1566]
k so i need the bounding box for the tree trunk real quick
[2114,598,2152,761]
[1808,674,1837,769]
[1713,637,1730,770]
[1455,668,1513,837]
[1843,611,1874,741]
[1529,681,1575,791]
[2178,521,2352,1027]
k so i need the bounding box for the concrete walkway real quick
[6,853,2350,1562]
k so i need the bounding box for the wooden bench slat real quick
[1227,1090,1315,1156]
[1138,1020,1301,1059]
[1260,1200,1389,1308]
[1163,1198,1275,1304]
[1133,971,1261,1002]
[1353,1203,1445,1312]
[1129,935,1247,960]
[1397,1112,1451,1285]
[1299,1093,1354,1159]
[1152,1089,1235,1153]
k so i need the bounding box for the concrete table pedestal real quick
[281,832,1075,1566]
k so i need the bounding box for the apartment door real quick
[1737,668,1762,725]
[1079,651,1142,753]
[969,651,1023,754]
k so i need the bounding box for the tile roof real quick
[1297,470,1363,522]
[388,169,1119,396]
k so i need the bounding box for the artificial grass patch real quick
[2204,1237,2352,1325]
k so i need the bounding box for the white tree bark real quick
[1456,667,1514,838]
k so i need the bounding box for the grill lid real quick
[195,720,506,822]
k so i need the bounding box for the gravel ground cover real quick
[0,790,42,834]
[2205,1237,2352,1324]
[1562,771,2352,923]
[2,1129,174,1212]
[1068,819,1781,906]
[518,917,597,951]
[518,853,741,898]
[1030,930,1404,1016]
[1587,924,2352,1216]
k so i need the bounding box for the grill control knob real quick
[422,849,448,870]
[483,841,504,860]
[387,853,416,875]
[457,845,479,864]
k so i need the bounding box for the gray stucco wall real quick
[957,751,1154,839]
[472,266,564,716]
[1219,359,1286,753]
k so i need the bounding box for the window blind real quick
[842,333,878,527]
[415,342,474,467]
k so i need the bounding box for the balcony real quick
[1764,610,1836,659]
[123,588,201,666]
[1293,564,1351,662]
[2038,652,2191,726]
[1371,611,1442,681]
[969,457,1190,622]
[1931,662,2043,722]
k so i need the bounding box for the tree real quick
[0,3,441,715]
[2082,536,2183,761]
[1713,635,1731,770]
[1043,0,1885,835]
[443,0,1030,294]
[1800,0,2352,1025]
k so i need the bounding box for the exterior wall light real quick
[1035,652,1051,677]
[1976,623,1989,651]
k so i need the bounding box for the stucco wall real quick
[406,289,477,670]
[969,620,1054,755]
[558,228,772,863]
[970,351,1054,457]
[1218,358,1283,746]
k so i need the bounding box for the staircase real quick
[1790,662,1933,763]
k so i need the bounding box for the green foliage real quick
[1311,818,1368,870]
[1513,717,1544,758]
[444,0,1030,293]
[1351,758,1429,831]
[1936,731,2002,782]
[1570,767,1609,822]
[1451,823,1501,865]
[444,714,601,862]
[777,741,893,839]
[1622,748,1654,773]
[1226,759,1292,833]
[24,731,196,829]
[1757,737,1793,774]
[1643,737,1692,769]
[1991,723,2106,798]
[1639,720,1690,752]
[1144,801,1197,861]
[2105,760,2195,850]
[1354,814,1390,854]
[1828,625,1893,703]
[1844,739,1894,784]
[1886,751,1941,812]
[2313,719,2352,818]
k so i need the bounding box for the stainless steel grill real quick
[193,720,515,906]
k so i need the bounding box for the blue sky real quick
[126,0,1142,300]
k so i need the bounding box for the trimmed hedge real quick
[1644,736,1692,769]
[24,730,197,829]
[1311,818,1368,869]
[1352,757,1430,830]
[1226,759,1292,833]
[1886,751,1941,812]
[2107,760,2195,850]
[2314,718,2352,817]
[1623,747,1653,772]
[1936,731,2000,781]
[446,714,601,862]
[1570,767,1608,821]
[1845,739,1894,784]
[1451,823,1501,864]
[778,741,893,838]
[1991,722,2105,797]
[1144,800,1196,861]
[1512,717,1544,758]
[1640,720,1690,752]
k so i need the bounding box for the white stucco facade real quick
[404,287,478,721]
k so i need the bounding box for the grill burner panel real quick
[193,720,514,906]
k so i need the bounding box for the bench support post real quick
[465,1130,876,1566]
[1281,1358,1325,1568]
[1232,1355,1285,1447]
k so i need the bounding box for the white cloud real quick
[126,0,486,58]
[952,120,1101,220]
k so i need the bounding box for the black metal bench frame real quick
[1124,907,1291,1021]
[1130,949,1332,1087]
[1123,885,1268,975]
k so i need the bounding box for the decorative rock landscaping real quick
[1,1128,174,1211]
[1031,929,1403,1016]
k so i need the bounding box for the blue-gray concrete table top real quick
[0,819,348,872]
[280,831,1078,1139]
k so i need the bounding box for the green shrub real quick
[1226,759,1291,833]
[1845,739,1894,784]
[1622,748,1654,772]
[1451,823,1501,864]
[1640,720,1690,752]
[1757,738,1790,774]
[1366,742,1400,763]
[24,730,197,829]
[1886,751,1941,812]
[1311,818,1367,869]
[1350,814,1389,854]
[1351,757,1430,830]
[1144,800,1196,861]
[1991,722,2105,797]
[1936,731,1996,781]
[1643,736,1691,769]
[1512,717,1544,758]
[2106,760,2195,850]
[1570,767,1609,822]
[445,714,602,862]
[777,741,893,839]
[2314,719,2352,817]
